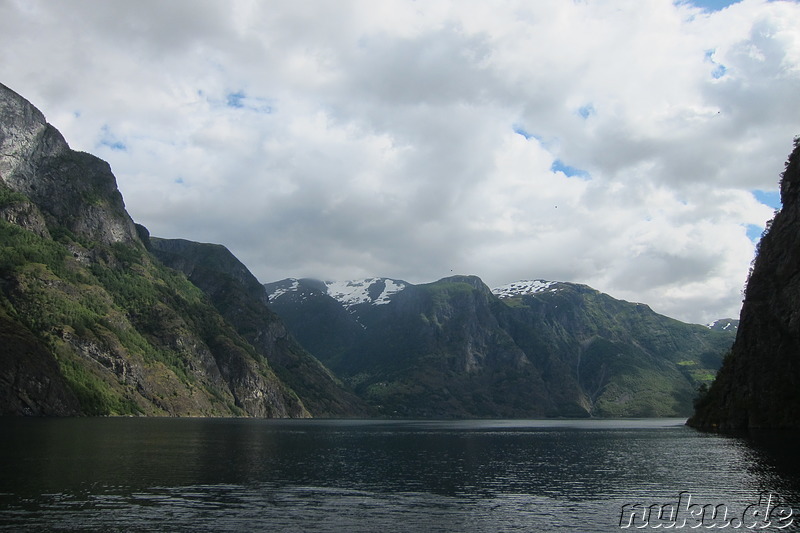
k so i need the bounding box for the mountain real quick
[149,238,370,417]
[689,139,800,430]
[265,275,735,417]
[0,82,312,417]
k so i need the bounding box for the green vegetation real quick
[0,186,28,208]
[55,343,142,416]
[499,297,529,309]
[0,221,69,279]
[0,218,232,415]
[593,368,693,417]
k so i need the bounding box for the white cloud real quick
[1,0,797,324]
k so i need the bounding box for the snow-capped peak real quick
[491,279,560,298]
[325,278,407,307]
[266,278,300,301]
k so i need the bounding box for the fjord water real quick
[1,418,798,531]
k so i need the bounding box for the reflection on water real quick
[0,418,798,531]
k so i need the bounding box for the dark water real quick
[1,418,799,531]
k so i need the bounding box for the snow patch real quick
[376,279,406,305]
[491,279,559,298]
[706,319,738,331]
[267,279,299,301]
[325,278,407,308]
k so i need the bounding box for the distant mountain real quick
[689,139,800,430]
[265,275,735,417]
[0,82,310,417]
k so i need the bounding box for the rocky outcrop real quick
[0,83,138,246]
[0,198,50,238]
[689,139,800,430]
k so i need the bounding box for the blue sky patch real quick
[705,49,728,79]
[747,190,781,242]
[746,224,763,242]
[98,125,127,152]
[226,91,246,108]
[754,189,782,210]
[106,141,126,151]
[578,104,595,119]
[223,90,273,113]
[513,125,538,141]
[683,0,741,12]
[551,159,590,179]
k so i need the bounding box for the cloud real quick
[0,0,797,324]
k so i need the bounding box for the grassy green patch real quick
[0,186,28,208]
[55,345,141,416]
[0,221,70,279]
[500,297,529,309]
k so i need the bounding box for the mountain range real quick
[0,81,735,418]
[265,276,734,417]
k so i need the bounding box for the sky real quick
[1,0,799,325]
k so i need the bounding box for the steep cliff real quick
[689,139,800,430]
[0,82,308,417]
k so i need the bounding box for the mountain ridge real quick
[265,274,735,418]
[269,274,728,327]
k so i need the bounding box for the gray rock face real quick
[689,140,800,430]
[0,200,50,238]
[0,83,138,245]
[0,83,52,179]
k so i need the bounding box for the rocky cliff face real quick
[266,275,734,417]
[689,139,800,430]
[0,82,309,418]
[0,84,138,245]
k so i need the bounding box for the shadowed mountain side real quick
[266,275,735,418]
[0,307,81,415]
[149,238,371,417]
[689,138,800,430]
